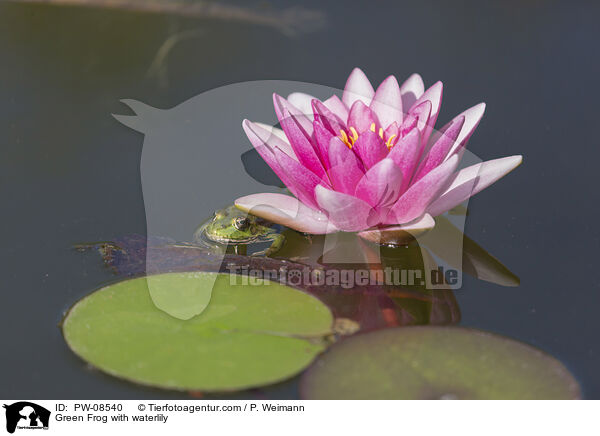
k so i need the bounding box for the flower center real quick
[339,126,359,148]
[338,123,397,150]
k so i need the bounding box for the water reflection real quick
[76,204,517,331]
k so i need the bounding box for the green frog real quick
[193,206,285,257]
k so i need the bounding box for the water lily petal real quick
[242,120,308,198]
[253,122,295,159]
[411,81,442,120]
[274,147,323,210]
[328,166,362,196]
[352,130,388,169]
[323,95,349,121]
[387,128,422,193]
[328,136,364,169]
[328,137,364,194]
[384,122,399,144]
[399,113,418,137]
[400,73,425,110]
[370,75,403,128]
[358,213,435,246]
[235,193,337,234]
[347,100,380,133]
[313,120,334,169]
[279,107,327,179]
[315,185,376,232]
[355,158,403,208]
[414,115,465,182]
[403,101,431,159]
[445,103,486,158]
[312,99,345,135]
[343,67,375,108]
[427,155,523,216]
[273,93,314,136]
[388,155,459,224]
[410,81,442,144]
[287,92,316,119]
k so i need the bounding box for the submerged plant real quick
[236,68,522,239]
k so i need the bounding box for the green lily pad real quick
[300,326,581,399]
[62,272,333,392]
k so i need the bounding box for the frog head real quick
[198,206,266,244]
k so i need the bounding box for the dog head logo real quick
[3,402,50,433]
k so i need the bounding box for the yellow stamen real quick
[369,122,376,133]
[385,134,397,149]
[378,127,384,139]
[340,129,348,143]
[339,126,361,148]
[339,129,352,148]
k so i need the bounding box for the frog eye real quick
[233,217,250,231]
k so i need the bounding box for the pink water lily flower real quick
[236,68,522,242]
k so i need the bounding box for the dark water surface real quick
[1,0,599,398]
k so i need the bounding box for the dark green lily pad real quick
[300,326,581,399]
[62,272,333,392]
